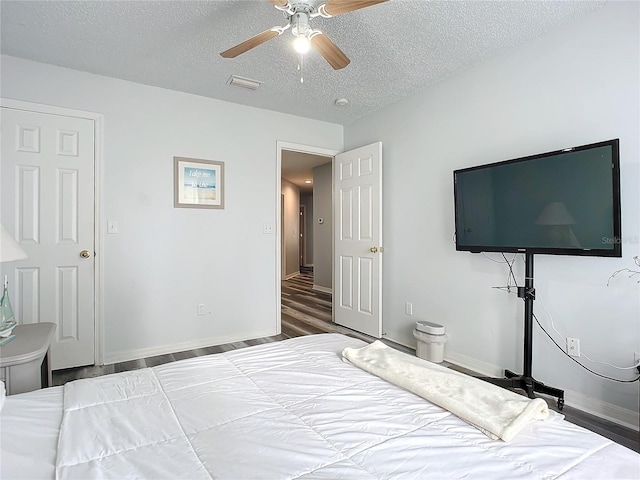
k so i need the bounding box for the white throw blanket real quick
[342,340,549,441]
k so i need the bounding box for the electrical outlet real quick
[197,304,205,316]
[405,302,413,316]
[566,338,580,357]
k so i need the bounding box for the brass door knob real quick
[80,250,91,258]
[370,247,378,253]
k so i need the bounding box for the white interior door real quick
[1,106,95,370]
[333,142,382,338]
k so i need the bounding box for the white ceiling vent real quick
[227,75,262,90]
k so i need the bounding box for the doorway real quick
[299,205,306,268]
[277,141,384,339]
[277,142,338,333]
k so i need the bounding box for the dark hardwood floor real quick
[281,266,412,351]
[53,267,639,453]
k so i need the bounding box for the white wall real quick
[312,162,332,290]
[1,55,343,363]
[345,2,640,425]
[281,178,300,278]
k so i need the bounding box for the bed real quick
[1,333,638,479]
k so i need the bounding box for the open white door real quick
[0,105,96,370]
[333,142,382,338]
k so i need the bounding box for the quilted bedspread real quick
[55,334,639,479]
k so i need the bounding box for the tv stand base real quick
[479,371,565,410]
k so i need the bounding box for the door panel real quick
[333,142,382,338]
[1,107,95,369]
[299,206,305,267]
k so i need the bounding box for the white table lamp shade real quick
[0,224,27,263]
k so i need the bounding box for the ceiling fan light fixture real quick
[291,11,310,37]
[293,35,310,54]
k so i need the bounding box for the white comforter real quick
[53,334,639,479]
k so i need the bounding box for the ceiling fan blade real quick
[267,0,289,6]
[310,33,350,70]
[322,0,389,17]
[220,28,282,58]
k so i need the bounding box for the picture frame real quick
[174,157,225,209]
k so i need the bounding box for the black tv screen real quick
[453,139,621,257]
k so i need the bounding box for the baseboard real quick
[444,351,504,378]
[102,329,277,365]
[312,284,332,294]
[381,334,414,351]
[285,271,300,280]
[562,388,639,431]
[444,350,639,431]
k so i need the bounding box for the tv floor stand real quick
[479,252,565,410]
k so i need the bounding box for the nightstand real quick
[0,322,56,395]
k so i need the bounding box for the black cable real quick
[534,313,640,383]
[490,254,638,381]
[501,253,519,288]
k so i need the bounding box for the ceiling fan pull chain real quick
[299,53,304,83]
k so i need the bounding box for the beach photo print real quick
[174,157,225,209]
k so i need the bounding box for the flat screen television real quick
[453,139,621,257]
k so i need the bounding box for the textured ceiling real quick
[1,0,606,126]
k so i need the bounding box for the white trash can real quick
[413,321,448,363]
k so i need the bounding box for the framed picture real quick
[174,157,225,209]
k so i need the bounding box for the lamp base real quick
[0,319,17,337]
[0,334,16,346]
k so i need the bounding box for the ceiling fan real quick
[220,0,389,70]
